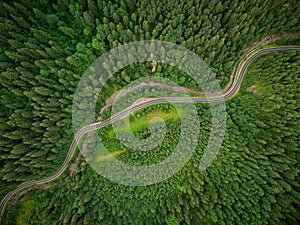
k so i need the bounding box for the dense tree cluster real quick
[0,0,299,224]
[9,50,300,224]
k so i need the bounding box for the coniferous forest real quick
[0,0,299,224]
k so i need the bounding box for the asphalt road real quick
[1,46,299,217]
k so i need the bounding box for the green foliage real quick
[19,49,298,225]
[0,0,299,224]
[9,199,35,225]
[166,214,179,225]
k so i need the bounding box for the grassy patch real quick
[246,84,262,95]
[97,150,127,161]
[15,200,35,225]
[104,107,185,139]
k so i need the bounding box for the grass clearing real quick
[104,107,185,139]
[97,150,127,161]
[15,199,35,225]
[246,84,261,95]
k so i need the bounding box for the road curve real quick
[1,46,299,217]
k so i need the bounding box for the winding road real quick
[1,46,299,218]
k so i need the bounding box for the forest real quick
[0,0,299,224]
